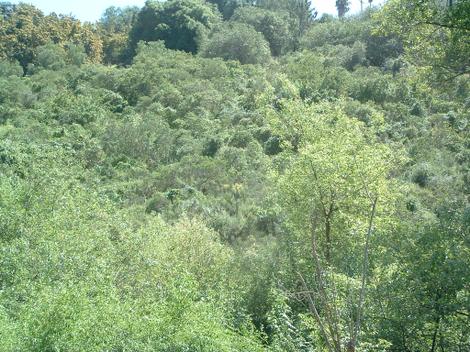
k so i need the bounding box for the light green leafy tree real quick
[268,99,404,351]
[376,0,470,80]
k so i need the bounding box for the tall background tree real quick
[0,3,43,68]
[231,6,292,55]
[127,0,221,58]
[98,6,139,64]
[0,3,102,70]
[257,0,316,48]
[336,0,350,18]
[206,0,250,19]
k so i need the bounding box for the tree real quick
[0,4,102,70]
[374,220,470,351]
[200,22,271,64]
[231,6,292,56]
[98,6,139,64]
[269,100,401,352]
[206,0,250,19]
[301,16,403,68]
[99,6,139,33]
[377,0,470,80]
[257,0,316,48]
[34,43,67,71]
[336,0,350,18]
[284,0,316,40]
[0,2,15,19]
[128,0,221,57]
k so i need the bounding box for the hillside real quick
[0,0,469,351]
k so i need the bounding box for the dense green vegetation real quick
[0,0,469,351]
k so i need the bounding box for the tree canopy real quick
[128,0,221,56]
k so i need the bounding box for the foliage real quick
[336,0,350,18]
[301,14,403,68]
[0,4,102,70]
[377,0,470,80]
[374,221,470,351]
[206,0,250,19]
[128,0,221,56]
[231,6,292,56]
[268,100,403,350]
[98,6,140,64]
[0,2,468,351]
[200,22,272,64]
[257,0,316,48]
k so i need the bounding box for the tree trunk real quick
[347,340,355,352]
[298,273,336,352]
[325,216,332,263]
[431,316,440,352]
[350,197,378,351]
[338,6,345,18]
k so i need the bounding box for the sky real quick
[10,0,385,23]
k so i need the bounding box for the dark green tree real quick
[200,22,271,64]
[206,0,251,19]
[257,0,316,47]
[128,0,221,57]
[336,0,350,18]
[231,6,292,55]
[0,2,15,19]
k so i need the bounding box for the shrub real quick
[200,22,271,65]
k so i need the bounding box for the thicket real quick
[0,0,469,351]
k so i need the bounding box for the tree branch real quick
[297,272,335,352]
[351,196,378,349]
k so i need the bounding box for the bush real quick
[0,150,265,350]
[411,163,434,187]
[35,43,67,71]
[264,136,282,155]
[231,6,292,56]
[0,60,23,77]
[200,22,271,65]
